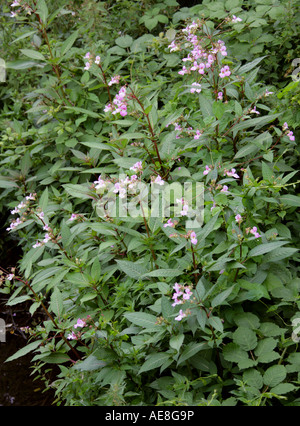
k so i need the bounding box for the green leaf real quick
[60,30,79,56]
[143,269,183,278]
[20,49,46,61]
[6,295,31,306]
[234,143,259,159]
[177,342,207,365]
[170,334,185,352]
[124,312,159,329]
[238,56,268,74]
[73,355,106,371]
[116,260,148,279]
[263,365,286,388]
[211,285,235,308]
[232,326,258,351]
[50,287,64,318]
[248,241,289,258]
[199,94,213,118]
[36,0,48,23]
[0,177,18,188]
[115,35,133,48]
[279,194,300,207]
[270,383,297,395]
[5,60,45,70]
[243,369,263,390]
[139,352,170,374]
[63,184,94,200]
[64,106,99,118]
[5,340,43,363]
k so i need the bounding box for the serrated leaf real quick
[238,56,267,74]
[73,355,106,371]
[243,369,263,390]
[143,269,183,278]
[20,49,46,61]
[139,352,170,374]
[279,194,300,207]
[177,342,207,365]
[211,285,235,308]
[50,287,64,318]
[124,312,158,329]
[248,241,289,258]
[233,327,258,351]
[270,383,297,395]
[60,30,78,56]
[5,340,43,363]
[170,334,184,352]
[6,295,31,306]
[116,260,148,279]
[263,365,286,387]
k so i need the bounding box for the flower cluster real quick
[6,193,36,231]
[172,19,231,82]
[235,215,261,239]
[171,283,193,322]
[172,283,193,307]
[9,0,32,18]
[83,52,101,70]
[104,86,128,117]
[282,122,295,141]
[67,317,90,340]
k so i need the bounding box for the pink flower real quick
[154,175,164,186]
[178,66,188,75]
[265,90,273,97]
[33,241,42,248]
[250,226,261,238]
[74,318,86,328]
[43,233,51,243]
[108,75,121,86]
[69,213,79,221]
[181,204,189,217]
[203,165,211,175]
[235,214,242,223]
[250,106,260,115]
[130,161,143,173]
[164,219,175,228]
[190,231,197,245]
[84,52,91,59]
[84,62,91,71]
[183,288,192,300]
[219,65,231,78]
[26,193,35,201]
[95,56,101,64]
[194,129,202,139]
[232,15,242,23]
[218,91,223,101]
[282,122,289,131]
[226,168,239,179]
[287,131,295,141]
[94,176,107,189]
[67,331,78,340]
[7,274,15,281]
[221,185,229,193]
[175,309,187,321]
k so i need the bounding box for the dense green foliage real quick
[0,0,299,406]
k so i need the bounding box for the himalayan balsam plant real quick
[1,1,300,406]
